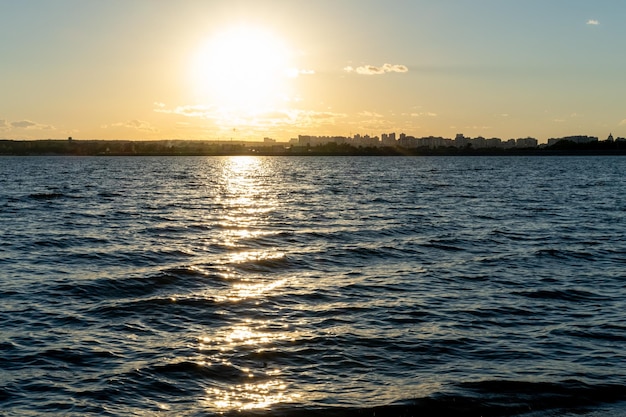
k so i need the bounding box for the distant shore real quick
[2,138,626,156]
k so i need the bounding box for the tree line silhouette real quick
[1,137,625,156]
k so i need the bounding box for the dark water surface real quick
[1,155,626,416]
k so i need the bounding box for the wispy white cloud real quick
[154,102,347,131]
[358,111,384,118]
[550,113,582,124]
[352,113,395,131]
[239,109,348,130]
[3,119,55,130]
[103,119,158,132]
[154,104,215,118]
[11,120,37,128]
[587,19,599,25]
[290,109,348,126]
[285,68,315,78]
[619,119,626,126]
[344,63,408,75]
[409,112,438,117]
[464,125,492,130]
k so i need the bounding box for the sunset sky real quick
[2,0,625,142]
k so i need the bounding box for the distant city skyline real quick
[2,1,626,143]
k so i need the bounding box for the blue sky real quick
[1,0,624,142]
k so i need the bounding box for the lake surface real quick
[1,155,626,416]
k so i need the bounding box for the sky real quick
[1,0,625,143]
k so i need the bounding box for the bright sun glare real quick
[193,26,292,115]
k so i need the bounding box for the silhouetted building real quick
[548,135,598,146]
[486,138,502,148]
[452,134,466,148]
[516,137,538,148]
[381,132,397,146]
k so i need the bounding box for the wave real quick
[28,192,67,200]
[226,380,626,417]
[550,324,626,342]
[4,156,626,417]
[514,288,606,302]
[50,266,227,300]
[534,248,598,261]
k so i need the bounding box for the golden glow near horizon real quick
[4,2,626,141]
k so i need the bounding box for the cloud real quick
[154,101,348,133]
[409,112,438,117]
[155,104,215,118]
[257,109,347,128]
[353,113,395,131]
[105,119,158,132]
[358,111,384,118]
[293,110,348,128]
[8,119,54,130]
[344,65,385,75]
[344,63,409,75]
[11,120,37,128]
[619,119,626,126]
[587,19,599,25]
[464,125,492,130]
[0,119,9,130]
[285,68,315,78]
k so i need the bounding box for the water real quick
[1,155,625,416]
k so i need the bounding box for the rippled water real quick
[1,155,626,416]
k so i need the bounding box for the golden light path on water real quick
[197,156,301,411]
[161,156,445,412]
[199,319,301,411]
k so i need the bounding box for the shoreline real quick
[1,139,626,157]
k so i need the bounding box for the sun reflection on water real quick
[196,156,301,412]
[199,324,292,349]
[208,272,286,303]
[198,321,300,412]
[227,249,286,265]
[227,155,261,173]
[199,321,297,354]
[215,156,279,248]
[205,379,300,411]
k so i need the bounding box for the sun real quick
[192,25,292,115]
